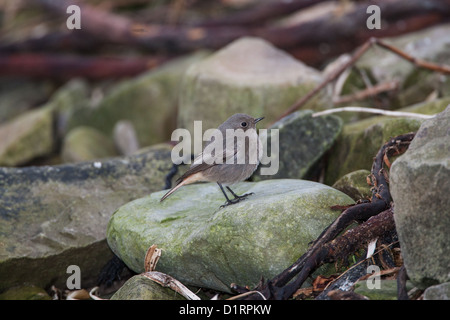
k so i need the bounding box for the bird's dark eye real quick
[241,121,248,127]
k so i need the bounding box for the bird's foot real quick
[235,192,254,200]
[220,193,254,208]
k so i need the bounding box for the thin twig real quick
[141,271,201,300]
[275,36,450,124]
[374,38,450,74]
[355,266,401,283]
[228,290,267,300]
[89,286,107,300]
[272,39,374,124]
[238,133,415,300]
[312,106,435,119]
[333,80,399,104]
[322,240,399,292]
[276,207,396,299]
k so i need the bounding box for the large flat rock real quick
[107,179,354,292]
[0,146,174,291]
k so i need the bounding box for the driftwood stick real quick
[33,0,450,65]
[327,290,369,300]
[276,207,395,300]
[312,106,434,119]
[333,80,399,105]
[194,0,324,27]
[274,34,450,123]
[374,38,450,74]
[141,271,201,300]
[234,133,415,300]
[273,38,375,124]
[0,53,166,80]
[0,31,100,54]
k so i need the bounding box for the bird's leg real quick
[217,183,253,208]
[217,182,232,201]
[226,186,254,200]
[217,183,237,208]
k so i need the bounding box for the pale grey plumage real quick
[160,113,264,206]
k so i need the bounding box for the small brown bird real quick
[160,113,264,207]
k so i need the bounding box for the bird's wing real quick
[176,147,237,184]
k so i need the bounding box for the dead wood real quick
[194,0,325,27]
[0,53,166,80]
[327,289,369,300]
[32,0,450,66]
[3,0,448,80]
[261,207,395,300]
[397,265,409,300]
[141,271,201,300]
[275,36,450,124]
[375,39,450,74]
[333,80,400,105]
[231,132,415,300]
[0,31,101,54]
[315,258,369,299]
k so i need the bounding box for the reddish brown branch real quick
[375,38,450,74]
[274,34,450,124]
[273,39,375,124]
[334,80,399,105]
[233,133,415,300]
[34,0,450,66]
[194,0,327,27]
[0,53,166,80]
[0,31,100,54]
[279,207,395,300]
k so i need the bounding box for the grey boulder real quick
[390,105,450,288]
[0,146,175,292]
[107,179,354,292]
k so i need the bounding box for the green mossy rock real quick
[332,169,372,201]
[0,78,54,123]
[354,280,414,300]
[0,106,54,166]
[325,117,423,185]
[0,285,51,300]
[324,97,450,185]
[61,126,117,163]
[66,52,209,147]
[354,23,450,108]
[253,110,342,181]
[107,179,354,292]
[178,37,331,138]
[110,275,186,300]
[0,146,176,292]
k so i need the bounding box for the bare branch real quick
[312,106,435,119]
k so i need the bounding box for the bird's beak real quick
[254,117,264,124]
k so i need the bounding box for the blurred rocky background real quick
[0,0,449,300]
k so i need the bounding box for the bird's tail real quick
[160,184,180,202]
[160,171,204,202]
[160,179,189,202]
